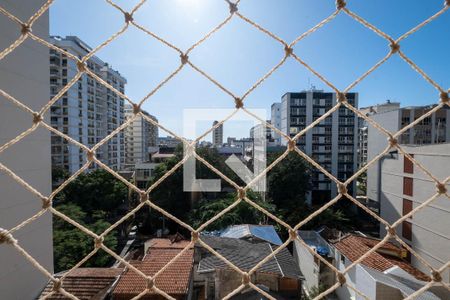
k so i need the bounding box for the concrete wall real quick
[379,143,450,283]
[367,109,400,202]
[333,252,377,300]
[293,239,319,291]
[0,0,53,299]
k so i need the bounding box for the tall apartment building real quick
[124,104,158,169]
[280,90,358,204]
[377,143,450,283]
[212,120,223,147]
[0,1,53,298]
[366,104,449,204]
[49,36,126,175]
[357,100,400,168]
[271,102,282,145]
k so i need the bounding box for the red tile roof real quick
[113,239,194,299]
[39,268,123,300]
[332,234,429,281]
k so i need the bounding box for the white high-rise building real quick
[271,102,282,145]
[49,36,126,175]
[124,104,158,168]
[281,90,359,204]
[0,1,53,298]
[212,120,223,147]
[357,100,400,168]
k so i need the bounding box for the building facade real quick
[366,105,449,204]
[280,90,359,204]
[212,120,223,147]
[378,143,450,283]
[0,1,53,298]
[271,102,282,145]
[357,100,400,168]
[124,104,158,169]
[49,36,126,175]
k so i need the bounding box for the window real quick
[402,221,412,241]
[403,199,413,218]
[404,154,414,174]
[403,177,413,196]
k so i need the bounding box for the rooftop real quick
[39,268,123,300]
[332,234,429,281]
[113,238,193,299]
[220,224,283,245]
[197,236,302,279]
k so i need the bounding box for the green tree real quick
[267,151,311,224]
[54,169,128,220]
[188,192,277,231]
[146,146,243,232]
[53,203,117,272]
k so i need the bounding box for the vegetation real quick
[53,203,117,272]
[52,169,126,272]
[188,191,276,231]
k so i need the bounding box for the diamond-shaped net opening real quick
[1,0,450,299]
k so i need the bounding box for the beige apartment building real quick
[123,104,158,169]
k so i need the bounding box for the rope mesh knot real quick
[234,97,243,109]
[228,1,238,14]
[337,183,347,195]
[52,279,61,292]
[390,42,400,54]
[21,23,31,35]
[86,150,95,162]
[337,272,346,285]
[94,236,104,249]
[289,229,298,241]
[124,12,133,23]
[336,0,346,10]
[132,103,141,115]
[436,182,447,194]
[387,226,397,237]
[432,270,442,282]
[32,112,42,124]
[41,197,51,209]
[440,91,449,104]
[337,92,347,103]
[191,231,199,242]
[140,192,148,203]
[180,53,189,65]
[287,140,296,151]
[147,277,155,290]
[237,188,246,199]
[76,61,87,72]
[284,45,293,57]
[0,228,17,245]
[388,135,398,147]
[242,273,250,285]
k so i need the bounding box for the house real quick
[294,231,449,300]
[193,236,302,299]
[220,224,283,245]
[331,234,449,300]
[38,268,123,299]
[113,238,194,300]
[293,230,336,293]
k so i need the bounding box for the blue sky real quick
[49,0,450,139]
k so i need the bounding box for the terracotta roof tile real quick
[113,239,194,299]
[38,268,123,300]
[332,234,429,281]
